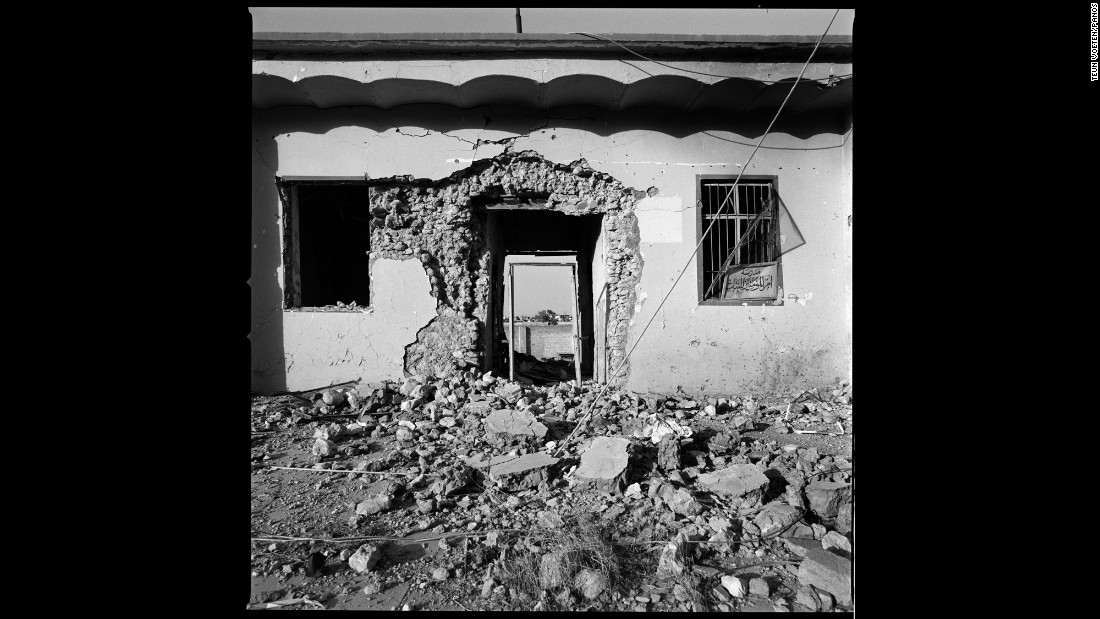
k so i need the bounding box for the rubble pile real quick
[250,374,854,611]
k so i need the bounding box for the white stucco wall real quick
[252,76,851,396]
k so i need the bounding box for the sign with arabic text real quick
[720,262,777,300]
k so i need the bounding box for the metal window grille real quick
[701,180,777,300]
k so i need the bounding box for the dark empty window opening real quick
[699,177,781,303]
[286,183,372,309]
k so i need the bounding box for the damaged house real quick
[250,32,852,396]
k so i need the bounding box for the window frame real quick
[695,174,784,307]
[277,176,373,312]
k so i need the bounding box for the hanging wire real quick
[568,31,850,84]
[703,127,852,151]
[553,9,842,458]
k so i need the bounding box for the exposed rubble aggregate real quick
[250,373,853,611]
[362,149,643,382]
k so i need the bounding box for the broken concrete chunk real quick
[573,568,608,600]
[697,464,769,499]
[348,544,382,573]
[805,481,852,523]
[796,544,853,606]
[624,483,643,500]
[729,415,755,431]
[495,383,524,405]
[539,550,570,589]
[705,428,740,452]
[537,510,564,529]
[311,438,336,457]
[782,522,817,540]
[657,434,681,471]
[720,575,747,598]
[313,423,345,441]
[487,453,559,491]
[778,537,817,558]
[657,540,686,578]
[835,501,853,535]
[574,437,632,491]
[709,530,734,553]
[484,409,548,438]
[355,494,393,516]
[666,488,701,517]
[795,585,820,611]
[749,577,770,597]
[822,531,852,557]
[754,502,803,537]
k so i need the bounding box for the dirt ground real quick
[249,375,853,612]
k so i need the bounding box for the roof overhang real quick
[253,32,852,62]
[252,33,851,113]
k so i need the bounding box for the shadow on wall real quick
[251,130,286,394]
[250,104,850,146]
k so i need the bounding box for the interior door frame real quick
[507,259,582,387]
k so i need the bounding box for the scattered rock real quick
[539,550,570,588]
[312,438,336,457]
[697,464,770,507]
[794,541,853,606]
[657,540,686,578]
[835,501,853,535]
[574,568,608,600]
[721,575,747,598]
[795,585,820,610]
[574,437,632,491]
[822,531,852,557]
[805,481,852,524]
[348,544,382,573]
[537,510,564,529]
[431,567,449,580]
[729,415,755,431]
[666,488,701,516]
[356,494,393,516]
[657,435,681,471]
[495,383,525,405]
[754,502,802,537]
[484,409,548,438]
[487,453,559,491]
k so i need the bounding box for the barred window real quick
[698,177,780,303]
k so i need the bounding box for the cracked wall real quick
[282,258,437,390]
[252,101,851,395]
[363,148,643,381]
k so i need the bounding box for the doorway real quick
[482,207,603,385]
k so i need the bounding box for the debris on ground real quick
[250,374,854,610]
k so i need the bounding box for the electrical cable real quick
[568,31,850,84]
[703,127,852,151]
[553,9,842,458]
